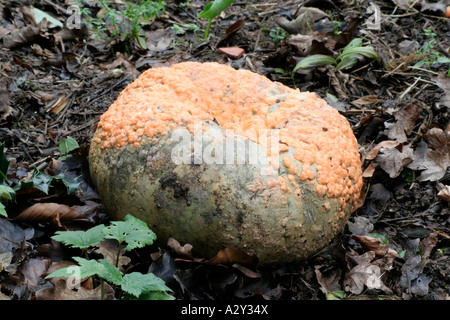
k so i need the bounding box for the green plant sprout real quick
[0,142,82,218]
[293,38,379,72]
[59,136,79,160]
[47,214,174,300]
[198,0,235,40]
[171,23,200,39]
[269,27,288,44]
[329,11,342,37]
[414,29,450,74]
[0,185,14,218]
[77,0,166,50]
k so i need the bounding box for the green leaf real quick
[341,38,363,54]
[437,56,450,64]
[121,272,172,298]
[29,170,53,194]
[336,56,361,70]
[171,24,186,35]
[293,55,336,72]
[0,143,10,184]
[59,137,80,160]
[198,0,235,20]
[413,60,426,68]
[15,170,82,195]
[103,214,156,251]
[369,232,388,244]
[125,290,175,300]
[0,185,15,202]
[99,259,123,285]
[46,257,104,280]
[52,224,107,249]
[51,172,82,194]
[326,92,339,102]
[0,202,7,218]
[327,290,346,300]
[137,36,147,49]
[338,46,379,64]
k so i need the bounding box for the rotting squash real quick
[89,62,363,265]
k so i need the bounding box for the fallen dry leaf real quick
[276,7,328,34]
[36,278,115,300]
[391,0,414,10]
[167,237,194,259]
[0,252,13,271]
[347,216,374,236]
[408,127,450,181]
[353,235,398,258]
[14,202,89,228]
[437,183,450,202]
[351,95,381,107]
[206,247,259,267]
[375,143,414,178]
[344,250,394,295]
[361,163,376,178]
[3,25,41,49]
[20,258,50,287]
[94,240,131,272]
[287,32,337,57]
[365,140,400,161]
[0,78,11,120]
[421,0,447,16]
[315,265,342,295]
[0,218,34,253]
[384,104,419,143]
[434,74,450,107]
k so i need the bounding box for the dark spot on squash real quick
[159,172,191,205]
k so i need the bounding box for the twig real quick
[399,76,421,99]
[408,66,440,75]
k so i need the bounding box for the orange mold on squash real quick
[89,62,363,264]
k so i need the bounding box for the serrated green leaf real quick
[99,259,123,285]
[52,224,106,249]
[293,55,336,72]
[73,257,106,279]
[45,266,77,279]
[46,257,103,280]
[198,0,235,20]
[121,272,172,298]
[103,214,156,251]
[124,290,175,300]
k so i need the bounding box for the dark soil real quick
[0,0,449,301]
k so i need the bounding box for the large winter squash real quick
[89,62,363,264]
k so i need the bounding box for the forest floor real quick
[0,0,449,301]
